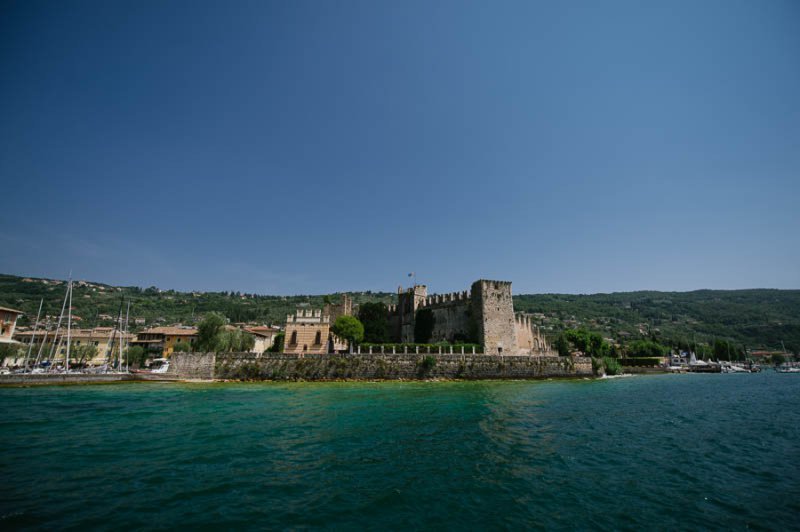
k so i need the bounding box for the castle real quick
[387,280,550,355]
[282,280,550,356]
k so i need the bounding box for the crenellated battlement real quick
[287,309,330,324]
[418,290,470,308]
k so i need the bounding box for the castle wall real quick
[385,280,547,355]
[428,299,472,343]
[472,280,517,354]
[514,314,551,355]
[387,285,427,343]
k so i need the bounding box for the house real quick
[0,306,23,344]
[14,327,134,366]
[245,326,281,354]
[132,326,198,357]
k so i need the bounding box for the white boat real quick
[151,361,170,374]
[721,362,749,373]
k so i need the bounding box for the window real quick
[290,331,298,345]
[314,331,321,345]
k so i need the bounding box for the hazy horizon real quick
[2,1,798,295]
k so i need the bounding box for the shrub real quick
[173,341,192,353]
[419,355,437,371]
[331,316,364,346]
[603,356,622,375]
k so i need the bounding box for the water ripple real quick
[1,374,799,530]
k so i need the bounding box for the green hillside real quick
[514,290,800,353]
[0,274,394,331]
[1,274,798,353]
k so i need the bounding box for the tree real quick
[196,312,228,352]
[331,316,364,351]
[221,329,255,352]
[127,345,148,368]
[173,341,192,353]
[555,334,570,356]
[414,308,435,344]
[268,332,285,353]
[0,344,21,366]
[74,344,98,365]
[358,302,389,343]
[587,332,609,357]
[564,329,589,353]
[627,339,667,358]
[713,339,744,361]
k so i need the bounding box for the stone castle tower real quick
[471,280,517,354]
[385,279,551,355]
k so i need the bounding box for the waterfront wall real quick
[0,373,138,386]
[166,352,216,379]
[168,352,593,381]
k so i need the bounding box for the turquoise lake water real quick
[1,373,799,530]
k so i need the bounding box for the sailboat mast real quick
[22,298,43,372]
[124,299,131,372]
[33,317,50,370]
[116,298,124,370]
[48,279,71,366]
[65,279,73,372]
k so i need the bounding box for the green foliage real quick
[331,316,364,344]
[622,357,662,367]
[3,274,800,353]
[73,344,98,364]
[603,356,622,375]
[196,312,228,352]
[268,332,285,353]
[358,302,390,343]
[563,329,610,357]
[414,308,435,343]
[127,345,147,368]
[173,341,192,353]
[0,274,396,334]
[695,344,713,360]
[627,340,668,358]
[360,342,480,353]
[0,343,21,365]
[591,356,623,376]
[555,334,570,356]
[418,355,437,371]
[222,329,256,352]
[713,339,745,361]
[515,289,800,353]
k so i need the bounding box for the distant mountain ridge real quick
[1,274,798,352]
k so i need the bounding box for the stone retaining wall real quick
[166,352,216,379]
[169,352,592,381]
[0,373,138,386]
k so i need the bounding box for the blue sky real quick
[1,0,798,295]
